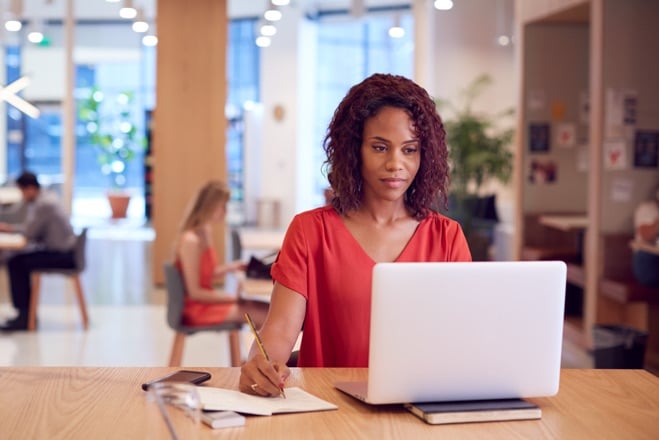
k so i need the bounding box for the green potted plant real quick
[435,74,514,259]
[78,87,144,218]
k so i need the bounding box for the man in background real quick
[0,171,76,331]
[633,184,659,288]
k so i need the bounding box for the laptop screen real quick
[361,261,566,404]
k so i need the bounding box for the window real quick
[227,18,260,205]
[4,18,260,222]
[313,11,414,203]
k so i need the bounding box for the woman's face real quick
[211,201,227,223]
[360,106,420,204]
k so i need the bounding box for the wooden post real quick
[153,0,228,284]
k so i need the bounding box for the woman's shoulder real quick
[420,211,463,232]
[292,205,338,224]
[282,206,339,244]
[423,210,459,223]
[179,229,202,248]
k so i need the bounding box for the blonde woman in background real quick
[175,180,268,327]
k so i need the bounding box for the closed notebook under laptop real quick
[334,261,567,404]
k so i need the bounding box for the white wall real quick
[259,5,306,228]
[432,0,516,223]
[22,46,141,101]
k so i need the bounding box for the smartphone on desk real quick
[141,370,212,391]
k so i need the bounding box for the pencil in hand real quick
[244,313,287,398]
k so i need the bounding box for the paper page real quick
[196,387,338,416]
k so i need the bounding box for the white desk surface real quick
[538,214,589,231]
[0,186,21,205]
[0,232,26,249]
[240,227,286,251]
[224,272,273,303]
[240,278,273,302]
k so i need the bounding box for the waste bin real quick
[593,325,648,369]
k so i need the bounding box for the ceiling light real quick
[388,26,405,38]
[142,34,158,47]
[434,0,454,11]
[271,0,290,5]
[142,22,157,46]
[27,21,44,43]
[4,0,22,33]
[388,14,405,38]
[259,22,277,37]
[27,30,44,43]
[497,35,511,46]
[264,6,282,22]
[4,19,22,32]
[119,0,137,19]
[27,17,45,43]
[255,36,271,48]
[132,8,149,32]
[132,20,148,33]
[495,0,512,48]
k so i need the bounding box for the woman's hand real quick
[239,354,290,397]
[227,260,247,272]
[214,260,246,278]
[238,283,305,396]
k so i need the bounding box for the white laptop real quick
[335,261,567,404]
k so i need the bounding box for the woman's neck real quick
[348,199,411,227]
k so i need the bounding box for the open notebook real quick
[196,386,337,416]
[335,261,567,404]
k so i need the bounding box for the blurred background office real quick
[0,0,516,228]
[9,1,616,369]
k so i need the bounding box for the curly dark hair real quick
[322,73,448,220]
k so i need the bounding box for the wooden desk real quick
[2,367,658,439]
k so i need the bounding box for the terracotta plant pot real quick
[107,192,131,219]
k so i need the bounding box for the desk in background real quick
[240,277,273,302]
[538,214,589,231]
[630,239,659,256]
[224,272,273,303]
[0,186,21,206]
[539,214,588,264]
[2,367,658,439]
[239,228,286,252]
[0,232,26,250]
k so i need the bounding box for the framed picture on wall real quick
[633,130,659,168]
[529,123,550,153]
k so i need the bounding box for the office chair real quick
[229,227,242,261]
[163,262,243,367]
[28,227,90,331]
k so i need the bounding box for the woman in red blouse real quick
[240,74,471,396]
[175,181,268,327]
